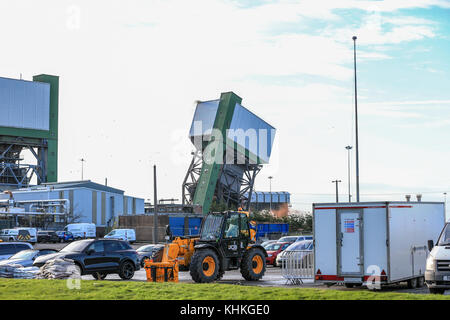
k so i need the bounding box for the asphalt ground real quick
[32,241,449,295]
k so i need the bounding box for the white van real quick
[425,221,450,294]
[64,223,96,239]
[0,228,37,244]
[104,229,136,243]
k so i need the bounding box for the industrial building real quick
[0,180,144,234]
[248,191,291,217]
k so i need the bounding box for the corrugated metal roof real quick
[39,180,125,195]
[245,191,291,204]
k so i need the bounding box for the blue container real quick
[255,223,289,239]
[188,217,202,236]
[169,217,185,237]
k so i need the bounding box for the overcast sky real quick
[1,0,450,213]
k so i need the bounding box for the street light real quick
[268,176,273,213]
[345,146,353,202]
[79,158,86,180]
[353,35,361,202]
[332,180,342,203]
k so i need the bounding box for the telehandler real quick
[144,211,267,283]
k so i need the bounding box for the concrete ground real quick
[34,242,449,296]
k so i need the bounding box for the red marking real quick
[315,206,386,210]
[389,205,412,208]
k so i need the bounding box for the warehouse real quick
[0,180,144,233]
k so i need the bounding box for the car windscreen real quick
[200,214,224,241]
[266,243,283,251]
[286,240,312,251]
[278,237,296,242]
[438,223,450,246]
[107,230,116,236]
[137,245,154,252]
[60,241,91,252]
[9,250,36,260]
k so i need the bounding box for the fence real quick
[281,250,314,285]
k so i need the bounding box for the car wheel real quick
[119,261,135,280]
[92,272,108,280]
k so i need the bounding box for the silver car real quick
[275,240,313,267]
[0,249,57,267]
[0,242,33,261]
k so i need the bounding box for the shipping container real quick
[313,201,445,288]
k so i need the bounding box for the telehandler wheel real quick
[190,249,219,283]
[240,248,266,281]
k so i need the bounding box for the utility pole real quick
[345,146,352,202]
[332,180,342,203]
[268,176,273,213]
[153,165,158,244]
[80,158,86,180]
[353,35,360,203]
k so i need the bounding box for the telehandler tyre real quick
[190,248,219,283]
[240,248,266,281]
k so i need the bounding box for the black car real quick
[37,231,59,243]
[33,239,140,280]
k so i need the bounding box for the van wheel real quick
[119,261,135,280]
[407,277,418,289]
[429,288,445,294]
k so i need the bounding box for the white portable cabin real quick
[313,201,445,286]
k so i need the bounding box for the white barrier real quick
[281,250,314,285]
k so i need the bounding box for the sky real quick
[1,0,449,214]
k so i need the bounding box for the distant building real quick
[247,191,291,217]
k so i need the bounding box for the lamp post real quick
[345,146,352,202]
[80,158,86,180]
[332,180,342,203]
[268,176,273,213]
[353,36,360,202]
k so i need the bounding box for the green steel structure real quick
[0,74,59,190]
[183,92,275,215]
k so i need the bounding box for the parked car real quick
[56,231,74,243]
[0,249,58,267]
[64,223,96,239]
[33,239,140,280]
[278,235,313,244]
[265,242,291,266]
[260,240,278,248]
[136,244,165,267]
[0,242,33,260]
[104,229,136,243]
[0,228,37,244]
[37,231,60,243]
[426,222,450,294]
[275,240,313,267]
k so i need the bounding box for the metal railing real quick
[281,250,314,285]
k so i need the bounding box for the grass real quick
[0,279,449,300]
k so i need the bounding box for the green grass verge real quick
[0,279,449,300]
